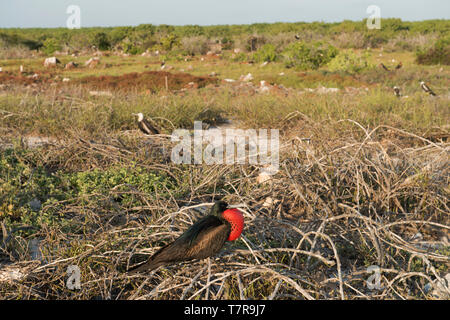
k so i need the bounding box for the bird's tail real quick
[127,260,162,274]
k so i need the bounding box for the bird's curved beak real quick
[228,203,247,209]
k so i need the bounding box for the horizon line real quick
[1,17,449,30]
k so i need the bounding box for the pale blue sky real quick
[0,0,449,28]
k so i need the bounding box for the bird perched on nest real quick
[420,81,437,96]
[393,86,401,98]
[127,201,244,274]
[132,113,160,135]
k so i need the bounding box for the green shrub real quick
[109,27,131,46]
[230,51,248,62]
[68,167,170,205]
[363,32,388,48]
[245,35,266,52]
[160,34,180,51]
[0,32,42,50]
[91,32,111,51]
[42,38,62,55]
[221,36,234,50]
[252,43,278,62]
[121,39,143,55]
[181,36,209,55]
[327,50,373,73]
[282,41,338,70]
[0,149,67,225]
[416,36,450,65]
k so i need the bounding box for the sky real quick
[0,0,449,28]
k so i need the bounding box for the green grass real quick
[1,74,447,138]
[0,148,175,233]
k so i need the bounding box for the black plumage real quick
[127,201,231,274]
[379,63,390,71]
[133,113,160,135]
[420,81,436,96]
[139,118,159,135]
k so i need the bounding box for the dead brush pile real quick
[0,118,448,300]
[75,71,218,93]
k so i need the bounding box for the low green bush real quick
[91,32,111,51]
[282,41,338,70]
[252,43,278,62]
[327,50,373,73]
[416,36,450,65]
[42,38,62,55]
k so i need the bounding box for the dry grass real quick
[0,49,448,300]
[0,112,448,299]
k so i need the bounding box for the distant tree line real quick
[0,19,448,65]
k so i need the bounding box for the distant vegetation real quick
[282,41,338,70]
[327,50,373,74]
[0,19,449,65]
[415,35,450,65]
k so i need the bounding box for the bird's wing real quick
[127,238,188,274]
[154,216,230,261]
[137,121,149,134]
[426,85,436,95]
[177,215,225,245]
[142,119,159,134]
[128,216,230,273]
[421,84,436,95]
[184,223,231,260]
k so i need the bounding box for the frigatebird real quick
[132,113,160,135]
[420,81,437,96]
[127,201,244,274]
[379,63,390,71]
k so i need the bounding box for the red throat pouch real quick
[222,208,244,241]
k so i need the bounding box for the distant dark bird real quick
[294,34,300,40]
[420,81,437,96]
[379,63,390,71]
[132,113,160,135]
[393,86,401,98]
[127,201,244,274]
[395,61,403,70]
